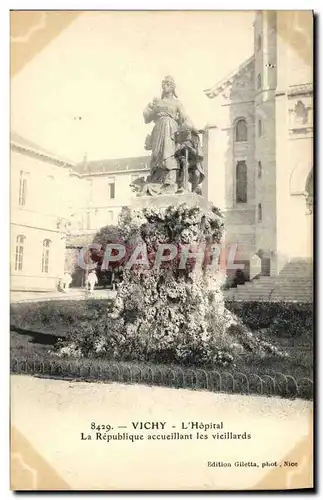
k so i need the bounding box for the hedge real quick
[11,299,313,338]
[225,301,313,337]
[10,299,313,400]
[10,299,114,336]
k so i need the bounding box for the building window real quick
[257,73,262,90]
[19,171,28,206]
[305,169,313,215]
[257,34,262,51]
[236,161,247,203]
[235,119,248,142]
[14,235,25,271]
[258,203,263,222]
[257,119,263,137]
[42,239,51,273]
[107,210,114,223]
[258,161,262,178]
[86,211,90,230]
[295,100,309,125]
[109,181,115,199]
[87,179,93,202]
[46,175,55,204]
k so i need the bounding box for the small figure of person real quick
[106,266,113,289]
[114,267,123,290]
[111,267,116,290]
[61,272,72,293]
[234,269,246,287]
[86,270,98,296]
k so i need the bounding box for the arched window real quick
[257,34,262,51]
[257,118,263,137]
[258,161,262,178]
[108,178,115,199]
[19,171,28,206]
[86,211,90,230]
[236,161,247,203]
[46,176,55,204]
[42,239,51,273]
[305,170,313,214]
[235,119,248,142]
[15,235,25,271]
[257,73,262,89]
[295,100,309,124]
[258,203,263,222]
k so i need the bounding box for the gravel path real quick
[11,375,313,490]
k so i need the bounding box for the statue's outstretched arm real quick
[143,103,155,124]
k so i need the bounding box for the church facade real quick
[204,11,313,282]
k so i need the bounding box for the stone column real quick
[203,125,226,211]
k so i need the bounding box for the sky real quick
[11,11,255,163]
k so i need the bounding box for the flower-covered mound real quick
[57,203,287,367]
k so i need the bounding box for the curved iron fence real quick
[10,357,313,400]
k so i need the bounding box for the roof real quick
[65,232,97,247]
[11,131,75,167]
[10,131,151,175]
[73,155,151,175]
[204,55,255,99]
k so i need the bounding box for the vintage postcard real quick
[10,10,314,491]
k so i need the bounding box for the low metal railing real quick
[10,357,314,400]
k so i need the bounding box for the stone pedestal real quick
[109,197,229,365]
[131,192,210,210]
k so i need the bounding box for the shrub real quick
[10,300,114,335]
[11,297,298,369]
[52,296,288,369]
[225,300,313,337]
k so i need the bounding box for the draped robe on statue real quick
[143,97,190,187]
[140,95,205,196]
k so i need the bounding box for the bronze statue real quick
[131,76,205,196]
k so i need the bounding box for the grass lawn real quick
[10,299,314,400]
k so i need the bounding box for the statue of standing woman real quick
[138,76,204,196]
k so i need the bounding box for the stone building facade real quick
[204,11,313,284]
[10,133,74,291]
[70,155,150,231]
[10,134,151,291]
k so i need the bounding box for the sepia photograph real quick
[9,9,314,491]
